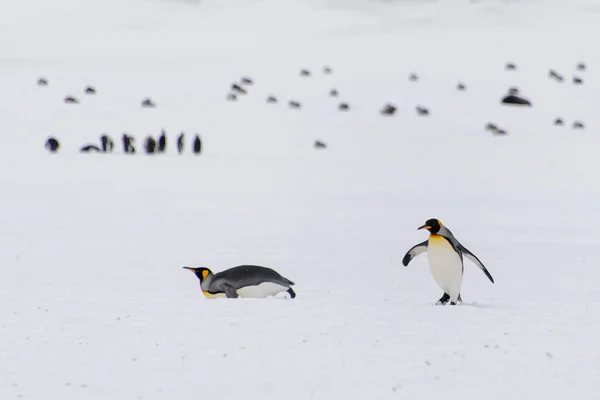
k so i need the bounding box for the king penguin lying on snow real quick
[402,218,494,305]
[183,265,296,299]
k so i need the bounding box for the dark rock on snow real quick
[141,98,156,108]
[416,106,429,116]
[549,69,564,81]
[502,94,531,106]
[380,103,397,116]
[64,96,79,104]
[45,137,59,152]
[485,123,498,132]
[231,83,247,95]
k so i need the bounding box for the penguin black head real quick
[182,266,212,282]
[418,219,442,234]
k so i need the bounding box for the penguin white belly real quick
[236,282,289,298]
[427,235,463,301]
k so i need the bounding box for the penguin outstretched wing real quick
[459,244,495,283]
[402,241,428,266]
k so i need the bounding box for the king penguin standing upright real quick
[402,218,494,305]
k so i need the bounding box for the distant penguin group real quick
[120,131,202,155]
[45,131,203,155]
[36,77,207,154]
[39,59,591,153]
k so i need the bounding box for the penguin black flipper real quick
[402,241,428,266]
[287,288,296,299]
[459,244,494,283]
[221,283,239,299]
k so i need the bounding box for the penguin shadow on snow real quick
[450,301,504,309]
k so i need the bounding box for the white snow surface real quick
[1,0,600,398]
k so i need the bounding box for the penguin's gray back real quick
[212,265,294,289]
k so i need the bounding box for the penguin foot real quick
[449,295,463,306]
[436,293,450,305]
[287,288,296,299]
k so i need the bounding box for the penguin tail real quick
[287,288,296,299]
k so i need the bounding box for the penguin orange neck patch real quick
[429,234,448,243]
[201,270,210,279]
[429,234,455,250]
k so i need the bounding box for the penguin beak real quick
[182,267,196,272]
[418,225,431,230]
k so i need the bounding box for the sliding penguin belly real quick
[427,234,463,301]
[236,282,290,298]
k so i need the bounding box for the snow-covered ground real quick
[1,0,600,398]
